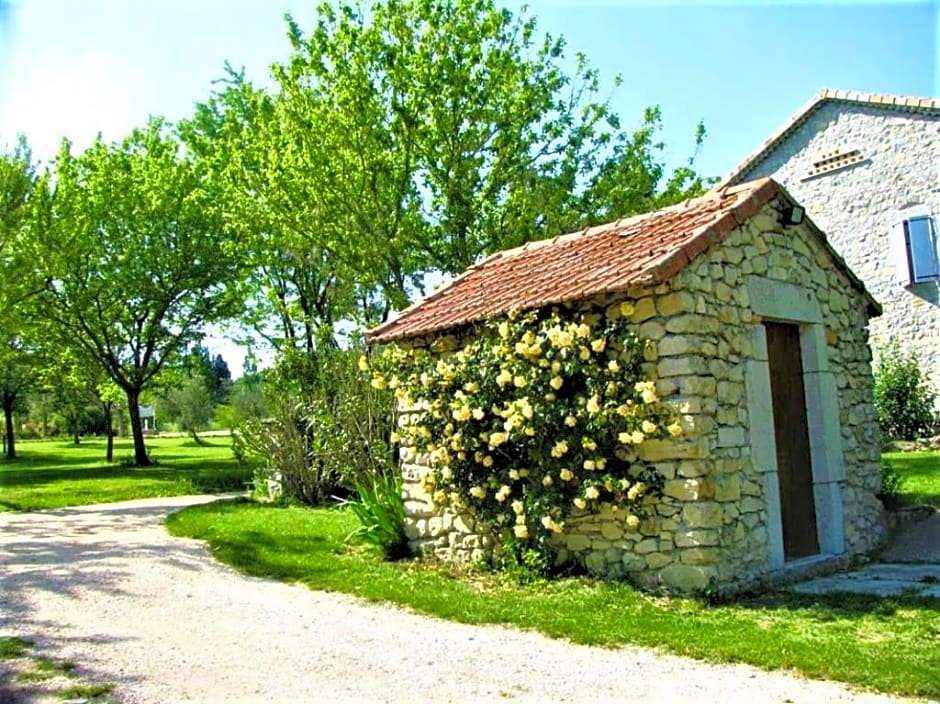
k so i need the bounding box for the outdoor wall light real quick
[780,204,805,227]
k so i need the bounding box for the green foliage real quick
[0,637,32,659]
[368,302,678,566]
[239,340,395,506]
[878,460,908,510]
[29,118,248,465]
[162,376,215,441]
[169,499,940,699]
[182,0,714,343]
[344,469,409,560]
[873,340,937,441]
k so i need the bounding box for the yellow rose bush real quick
[365,305,680,571]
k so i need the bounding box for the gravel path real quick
[0,496,923,703]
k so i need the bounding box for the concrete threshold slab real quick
[792,562,940,598]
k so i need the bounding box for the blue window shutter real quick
[905,216,940,283]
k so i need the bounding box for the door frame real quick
[744,276,846,569]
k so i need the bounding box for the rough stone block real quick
[567,533,591,552]
[682,502,724,528]
[674,528,720,548]
[714,474,741,502]
[717,426,746,448]
[657,291,696,316]
[680,547,721,565]
[646,552,673,569]
[659,563,709,592]
[634,538,659,554]
[601,522,624,541]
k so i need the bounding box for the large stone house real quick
[368,178,886,594]
[721,88,940,399]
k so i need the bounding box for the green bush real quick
[238,333,395,506]
[873,340,936,441]
[877,460,907,510]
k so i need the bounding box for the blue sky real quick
[0,0,937,370]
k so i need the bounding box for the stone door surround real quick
[744,276,846,570]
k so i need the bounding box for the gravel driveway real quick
[0,495,921,703]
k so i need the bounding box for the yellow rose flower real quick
[559,468,574,481]
[433,489,447,506]
[667,422,683,437]
[608,359,620,373]
[586,395,601,414]
[482,455,494,468]
[370,375,387,390]
[631,430,645,444]
[551,361,562,373]
[582,437,597,451]
[595,458,607,470]
[626,514,640,529]
[498,320,510,338]
[576,323,591,338]
[565,415,577,427]
[551,440,569,458]
[389,431,401,443]
[358,355,369,371]
[585,486,600,500]
[452,406,472,422]
[573,497,587,510]
[495,485,511,502]
[619,478,631,490]
[542,474,554,487]
[489,432,508,447]
[641,420,657,434]
[512,499,525,515]
[496,368,513,387]
[583,459,596,471]
[635,380,658,404]
[514,524,529,539]
[579,346,591,361]
[550,375,564,390]
[591,338,606,352]
[472,408,485,420]
[469,486,486,499]
[464,381,480,393]
[513,375,527,388]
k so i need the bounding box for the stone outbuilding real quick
[367,177,886,594]
[721,88,940,400]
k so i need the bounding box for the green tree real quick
[31,119,247,466]
[0,337,35,459]
[184,0,712,342]
[0,138,40,324]
[163,375,215,444]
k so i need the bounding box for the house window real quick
[903,215,939,283]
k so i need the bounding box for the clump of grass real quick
[0,636,32,659]
[60,682,115,700]
[15,657,77,682]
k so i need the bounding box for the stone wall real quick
[399,197,885,593]
[739,104,940,400]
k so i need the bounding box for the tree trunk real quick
[2,395,16,460]
[126,389,151,466]
[73,423,80,445]
[104,401,114,463]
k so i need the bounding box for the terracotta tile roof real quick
[366,178,879,344]
[721,88,940,187]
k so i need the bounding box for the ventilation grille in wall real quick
[802,149,865,180]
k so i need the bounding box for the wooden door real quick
[765,322,819,561]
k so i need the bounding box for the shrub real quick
[367,303,679,568]
[877,460,907,510]
[239,334,395,506]
[873,340,936,441]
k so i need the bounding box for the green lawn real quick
[167,499,940,700]
[882,451,940,508]
[0,435,254,511]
